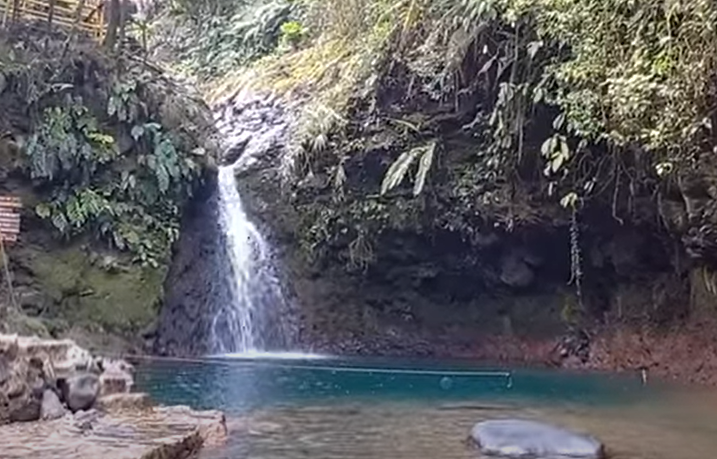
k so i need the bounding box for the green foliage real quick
[148,0,296,80]
[534,0,717,152]
[279,20,307,48]
[25,98,117,183]
[23,85,201,267]
[380,141,437,197]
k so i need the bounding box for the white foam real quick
[212,351,329,360]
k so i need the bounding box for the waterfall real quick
[210,162,292,354]
[209,128,293,354]
[211,165,261,352]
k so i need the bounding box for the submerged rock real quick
[471,419,604,459]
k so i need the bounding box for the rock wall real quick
[155,92,710,378]
[0,334,228,458]
[0,166,165,351]
[153,171,234,356]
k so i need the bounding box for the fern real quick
[381,140,437,196]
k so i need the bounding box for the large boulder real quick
[59,373,100,413]
[471,419,605,459]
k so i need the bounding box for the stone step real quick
[0,405,227,458]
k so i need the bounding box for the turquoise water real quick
[135,356,649,414]
[135,357,717,459]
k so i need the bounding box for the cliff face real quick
[153,92,691,369]
[229,97,690,354]
[0,27,214,352]
[153,172,234,356]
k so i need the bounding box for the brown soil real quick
[454,320,717,386]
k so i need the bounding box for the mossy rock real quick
[1,309,51,337]
[26,245,164,335]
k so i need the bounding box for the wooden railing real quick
[0,196,21,244]
[0,0,106,41]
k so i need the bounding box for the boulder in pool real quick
[471,419,604,459]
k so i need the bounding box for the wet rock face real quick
[154,172,233,357]
[157,88,693,360]
[213,90,289,168]
[157,91,295,356]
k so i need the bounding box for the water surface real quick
[136,356,717,458]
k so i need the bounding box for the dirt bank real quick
[453,321,717,387]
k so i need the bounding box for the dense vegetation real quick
[0,26,213,266]
[168,0,717,271]
[3,0,716,342]
[0,18,217,339]
[150,0,717,325]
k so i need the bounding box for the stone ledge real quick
[0,405,228,459]
[1,334,227,458]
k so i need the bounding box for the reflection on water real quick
[135,357,717,459]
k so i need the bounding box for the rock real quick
[96,393,152,413]
[66,344,99,374]
[0,355,11,385]
[99,370,133,396]
[73,408,100,431]
[98,358,135,396]
[99,358,134,374]
[41,389,66,420]
[500,253,535,288]
[59,373,100,413]
[156,406,228,448]
[0,404,228,458]
[8,395,41,423]
[0,350,46,424]
[471,419,604,459]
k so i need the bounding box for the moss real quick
[27,245,164,335]
[3,310,51,337]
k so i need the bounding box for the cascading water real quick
[212,164,263,352]
[207,93,297,356]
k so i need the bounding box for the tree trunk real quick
[105,0,121,49]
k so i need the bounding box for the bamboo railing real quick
[0,0,106,40]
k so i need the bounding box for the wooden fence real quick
[0,0,106,40]
[0,196,21,244]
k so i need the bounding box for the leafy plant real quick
[381,141,437,197]
[25,91,200,267]
[280,20,307,48]
[147,0,296,80]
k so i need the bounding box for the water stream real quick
[211,164,266,353]
[208,92,294,355]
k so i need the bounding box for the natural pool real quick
[135,356,717,458]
